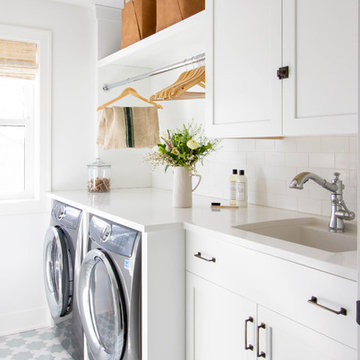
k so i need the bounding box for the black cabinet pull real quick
[277,66,289,79]
[308,296,347,316]
[244,317,254,351]
[256,323,266,358]
[194,252,216,263]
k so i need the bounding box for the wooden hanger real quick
[153,69,194,100]
[165,66,204,96]
[152,91,205,101]
[151,66,206,101]
[171,71,205,98]
[97,87,163,111]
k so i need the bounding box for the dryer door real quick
[77,249,127,360]
[44,226,73,318]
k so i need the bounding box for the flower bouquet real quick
[145,123,219,207]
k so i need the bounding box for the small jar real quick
[87,158,111,193]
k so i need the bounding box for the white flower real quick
[171,147,180,155]
[187,139,199,150]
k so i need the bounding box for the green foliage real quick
[145,122,220,173]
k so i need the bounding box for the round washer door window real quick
[77,249,126,360]
[43,226,73,318]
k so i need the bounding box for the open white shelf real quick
[97,10,207,69]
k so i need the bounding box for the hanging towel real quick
[96,106,160,149]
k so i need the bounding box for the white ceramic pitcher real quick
[172,167,201,208]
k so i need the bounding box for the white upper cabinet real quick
[206,0,282,138]
[206,0,358,138]
[282,0,358,136]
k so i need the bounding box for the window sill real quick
[0,196,50,215]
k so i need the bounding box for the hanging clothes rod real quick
[102,52,205,91]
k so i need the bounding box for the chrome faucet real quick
[289,172,355,232]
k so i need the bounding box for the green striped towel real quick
[97,106,160,149]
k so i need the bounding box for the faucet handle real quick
[332,172,341,183]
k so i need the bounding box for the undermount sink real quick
[235,217,357,252]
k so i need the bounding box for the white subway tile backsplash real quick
[285,153,309,167]
[308,153,335,168]
[343,186,357,204]
[335,153,358,170]
[296,137,323,153]
[156,135,357,217]
[247,152,265,166]
[320,136,349,153]
[255,139,275,152]
[349,136,357,153]
[295,136,322,153]
[220,139,239,152]
[274,138,297,153]
[265,152,285,166]
[321,200,332,217]
[256,165,296,181]
[298,197,322,215]
[238,139,256,152]
[350,169,357,187]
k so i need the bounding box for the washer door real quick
[77,249,127,360]
[44,226,73,318]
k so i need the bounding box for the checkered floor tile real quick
[0,327,74,360]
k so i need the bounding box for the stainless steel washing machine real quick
[43,200,84,360]
[77,215,141,360]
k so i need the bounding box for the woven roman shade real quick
[0,39,38,80]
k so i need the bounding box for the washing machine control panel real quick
[51,201,82,230]
[89,216,139,258]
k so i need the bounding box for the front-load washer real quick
[77,215,141,360]
[43,200,84,360]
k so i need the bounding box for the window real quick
[0,25,51,210]
[0,66,35,198]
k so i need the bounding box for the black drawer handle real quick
[308,296,347,316]
[194,252,216,263]
[244,317,254,351]
[256,323,266,358]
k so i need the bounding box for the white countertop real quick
[48,188,357,281]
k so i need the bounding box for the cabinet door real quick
[283,0,358,135]
[257,306,357,360]
[206,0,282,138]
[186,272,256,360]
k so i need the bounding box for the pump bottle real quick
[236,169,248,207]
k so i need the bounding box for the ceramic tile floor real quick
[0,327,74,360]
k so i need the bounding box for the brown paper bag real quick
[156,0,205,32]
[179,0,205,19]
[121,0,156,49]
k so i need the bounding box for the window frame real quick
[0,25,51,214]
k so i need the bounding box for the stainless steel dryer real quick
[77,215,141,360]
[43,200,83,360]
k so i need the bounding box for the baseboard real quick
[0,307,52,337]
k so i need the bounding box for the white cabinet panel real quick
[186,272,256,360]
[258,306,357,360]
[283,0,358,135]
[206,0,282,138]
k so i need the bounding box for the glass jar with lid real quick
[87,158,111,192]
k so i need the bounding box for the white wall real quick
[97,65,153,188]
[0,213,49,336]
[0,0,96,335]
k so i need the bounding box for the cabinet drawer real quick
[186,230,357,348]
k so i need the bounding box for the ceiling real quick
[49,0,123,8]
